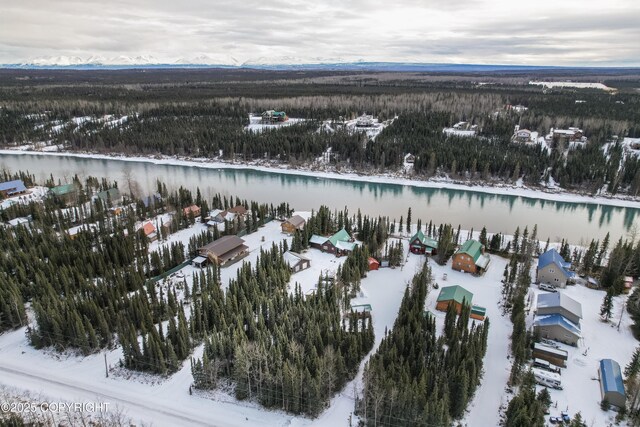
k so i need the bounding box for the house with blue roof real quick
[537,248,575,288]
[0,179,27,198]
[533,314,581,345]
[599,359,626,408]
[534,292,583,345]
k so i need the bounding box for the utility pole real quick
[104,353,109,378]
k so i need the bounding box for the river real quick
[1,152,638,243]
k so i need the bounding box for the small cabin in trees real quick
[284,251,311,273]
[368,257,380,271]
[183,204,201,218]
[142,222,158,242]
[409,229,438,255]
[309,228,356,257]
[436,285,473,314]
[96,188,122,205]
[452,239,490,274]
[49,183,78,206]
[537,248,575,288]
[281,215,306,234]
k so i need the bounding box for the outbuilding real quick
[281,215,306,234]
[599,359,626,409]
[436,285,473,314]
[533,314,581,346]
[532,342,568,367]
[284,251,311,273]
[368,257,380,271]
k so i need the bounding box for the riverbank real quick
[1,148,639,209]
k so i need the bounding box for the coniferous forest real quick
[358,261,489,426]
[1,69,640,195]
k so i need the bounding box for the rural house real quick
[142,222,158,242]
[281,215,306,234]
[49,183,78,206]
[409,229,438,255]
[534,293,583,345]
[198,235,248,267]
[435,285,473,314]
[96,188,122,205]
[598,359,626,409]
[0,179,27,198]
[452,239,491,274]
[309,228,356,257]
[183,204,201,218]
[283,251,311,273]
[537,248,575,288]
[536,292,583,324]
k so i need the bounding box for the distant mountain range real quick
[2,55,638,72]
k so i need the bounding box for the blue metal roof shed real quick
[599,359,626,408]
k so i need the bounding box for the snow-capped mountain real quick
[19,54,241,67]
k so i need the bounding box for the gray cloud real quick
[0,0,638,65]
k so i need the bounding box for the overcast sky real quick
[1,0,639,66]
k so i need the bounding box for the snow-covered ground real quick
[527,285,636,426]
[244,114,306,133]
[2,149,639,208]
[529,81,616,91]
[0,216,638,426]
[443,128,477,137]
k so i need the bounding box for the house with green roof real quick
[436,285,473,314]
[48,183,78,206]
[452,239,491,275]
[409,229,438,255]
[96,188,122,205]
[309,228,356,257]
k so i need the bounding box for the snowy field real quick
[244,114,306,133]
[2,149,639,208]
[529,81,616,91]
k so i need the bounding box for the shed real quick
[470,305,487,321]
[192,256,208,268]
[532,342,568,367]
[436,285,473,314]
[599,359,626,408]
[368,257,380,271]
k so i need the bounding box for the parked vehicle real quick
[538,283,558,292]
[533,358,561,374]
[533,368,562,390]
[540,338,561,349]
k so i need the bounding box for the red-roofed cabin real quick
[368,257,380,271]
[142,222,158,242]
